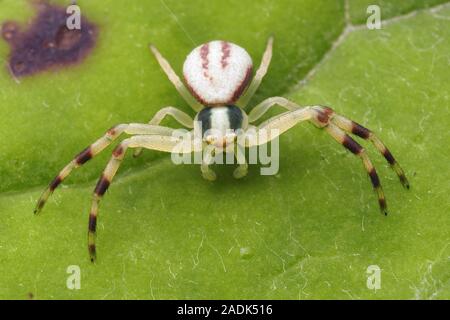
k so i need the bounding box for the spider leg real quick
[330,113,409,189]
[88,134,193,262]
[247,107,313,146]
[237,36,274,108]
[246,104,395,214]
[200,136,248,180]
[324,123,387,215]
[200,144,217,181]
[247,97,409,189]
[133,106,193,157]
[150,45,203,112]
[248,96,298,123]
[233,141,248,179]
[34,124,175,214]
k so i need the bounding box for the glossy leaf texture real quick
[0,0,448,299]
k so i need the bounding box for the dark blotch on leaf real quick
[1,1,98,77]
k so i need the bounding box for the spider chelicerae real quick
[35,37,409,261]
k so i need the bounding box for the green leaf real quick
[0,0,449,299]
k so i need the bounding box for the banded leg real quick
[150,45,203,112]
[246,104,402,214]
[324,123,387,215]
[247,97,408,189]
[330,113,409,188]
[34,124,175,214]
[133,106,193,157]
[88,134,194,262]
[237,36,274,108]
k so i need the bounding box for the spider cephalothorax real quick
[35,37,409,262]
[195,105,247,147]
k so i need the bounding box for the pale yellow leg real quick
[246,107,314,146]
[35,124,175,214]
[88,134,194,261]
[233,142,248,179]
[150,45,203,112]
[200,144,217,181]
[247,96,299,123]
[133,106,193,157]
[331,114,409,188]
[245,99,407,214]
[237,36,274,108]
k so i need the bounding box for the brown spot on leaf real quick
[55,27,83,50]
[1,21,20,41]
[1,1,98,78]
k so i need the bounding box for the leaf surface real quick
[0,0,448,299]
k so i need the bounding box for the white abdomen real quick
[183,41,253,106]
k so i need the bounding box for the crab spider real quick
[35,37,409,262]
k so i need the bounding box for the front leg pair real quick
[34,122,194,262]
[34,123,176,214]
[200,143,248,181]
[88,134,194,261]
[133,106,194,157]
[246,97,409,215]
